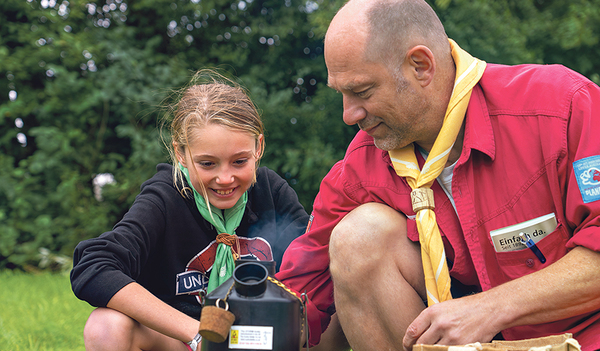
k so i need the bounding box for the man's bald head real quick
[326,0,452,76]
[366,0,450,67]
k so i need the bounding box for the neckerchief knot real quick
[216,233,241,260]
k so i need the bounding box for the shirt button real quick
[525,258,535,268]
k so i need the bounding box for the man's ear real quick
[173,142,187,167]
[405,45,436,87]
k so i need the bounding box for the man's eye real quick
[355,89,369,98]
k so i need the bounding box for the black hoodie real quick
[71,163,309,319]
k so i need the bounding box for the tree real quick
[0,0,354,269]
[434,0,600,85]
[1,0,599,270]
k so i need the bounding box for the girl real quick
[70,70,309,351]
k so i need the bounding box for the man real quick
[275,0,600,350]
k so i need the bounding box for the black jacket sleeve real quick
[70,166,173,307]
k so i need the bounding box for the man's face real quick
[325,33,434,151]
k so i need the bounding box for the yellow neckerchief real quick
[388,39,486,305]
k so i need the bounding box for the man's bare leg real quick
[329,203,426,351]
[306,313,351,351]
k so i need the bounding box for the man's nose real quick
[342,95,367,126]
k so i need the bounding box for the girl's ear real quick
[256,134,264,159]
[173,142,187,167]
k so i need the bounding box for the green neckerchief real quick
[180,164,248,293]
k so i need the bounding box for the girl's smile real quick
[213,188,235,196]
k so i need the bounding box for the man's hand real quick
[402,294,501,351]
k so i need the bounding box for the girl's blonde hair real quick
[160,69,265,202]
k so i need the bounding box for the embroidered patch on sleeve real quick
[573,155,600,203]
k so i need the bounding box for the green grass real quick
[0,270,94,351]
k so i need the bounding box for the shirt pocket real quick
[493,223,570,281]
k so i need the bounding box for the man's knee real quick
[330,202,407,256]
[329,203,408,275]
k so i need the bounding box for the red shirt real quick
[276,63,600,349]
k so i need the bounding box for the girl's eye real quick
[199,161,214,168]
[234,158,249,166]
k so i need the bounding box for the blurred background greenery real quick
[1,0,600,272]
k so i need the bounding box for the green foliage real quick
[0,0,186,268]
[433,0,600,84]
[1,0,600,270]
[0,0,353,270]
[0,271,93,350]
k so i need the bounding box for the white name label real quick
[489,213,557,252]
[228,326,274,350]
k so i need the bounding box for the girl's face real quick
[177,123,262,210]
